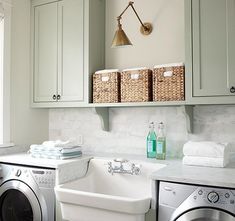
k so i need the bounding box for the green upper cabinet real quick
[31,0,105,107]
[58,0,84,102]
[185,0,235,104]
[33,1,58,103]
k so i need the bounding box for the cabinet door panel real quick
[58,0,84,102]
[192,0,235,97]
[34,2,58,102]
[227,0,235,88]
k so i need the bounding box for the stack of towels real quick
[183,141,231,168]
[29,140,82,160]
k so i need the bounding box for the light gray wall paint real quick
[49,106,235,157]
[11,0,49,147]
[105,0,185,69]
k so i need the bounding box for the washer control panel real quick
[191,186,235,212]
[0,164,56,189]
[31,168,55,188]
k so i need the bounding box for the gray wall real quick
[11,0,48,147]
[49,0,235,157]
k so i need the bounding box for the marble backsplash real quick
[49,105,235,158]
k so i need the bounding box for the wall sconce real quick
[111,1,153,48]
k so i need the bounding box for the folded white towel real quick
[42,139,80,149]
[30,149,82,156]
[30,151,82,160]
[30,145,82,154]
[183,156,229,168]
[183,141,230,158]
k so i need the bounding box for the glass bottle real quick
[156,122,166,160]
[146,122,156,158]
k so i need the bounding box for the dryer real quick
[158,181,235,221]
[0,163,55,221]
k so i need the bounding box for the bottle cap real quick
[149,122,154,128]
[158,122,164,129]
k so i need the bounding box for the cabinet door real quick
[33,2,58,102]
[192,0,235,97]
[57,0,84,102]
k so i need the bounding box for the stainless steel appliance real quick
[158,181,235,221]
[0,163,55,221]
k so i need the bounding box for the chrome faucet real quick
[107,158,141,175]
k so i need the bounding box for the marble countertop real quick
[0,153,92,169]
[1,150,235,188]
[151,160,235,188]
[0,152,93,185]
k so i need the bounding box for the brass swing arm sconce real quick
[111,1,153,48]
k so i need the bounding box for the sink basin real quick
[55,158,166,221]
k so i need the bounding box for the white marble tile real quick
[49,105,235,157]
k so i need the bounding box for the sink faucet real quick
[107,158,141,175]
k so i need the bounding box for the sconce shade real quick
[111,1,153,48]
[111,25,132,48]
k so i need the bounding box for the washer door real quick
[0,180,41,221]
[175,208,235,221]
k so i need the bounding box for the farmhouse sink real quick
[55,158,166,221]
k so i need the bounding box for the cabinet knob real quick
[52,95,57,100]
[230,87,235,93]
[57,95,61,100]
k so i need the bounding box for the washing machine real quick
[158,181,235,221]
[0,163,55,221]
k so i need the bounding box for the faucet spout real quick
[107,159,141,175]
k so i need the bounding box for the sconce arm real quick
[117,1,149,31]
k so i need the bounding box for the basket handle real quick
[130,72,139,80]
[101,76,110,82]
[159,67,177,82]
[163,70,173,77]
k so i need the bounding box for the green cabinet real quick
[31,0,105,107]
[33,1,58,103]
[185,0,235,103]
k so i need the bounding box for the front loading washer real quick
[0,163,55,221]
[158,181,235,221]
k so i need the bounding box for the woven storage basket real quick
[121,68,152,102]
[93,69,120,103]
[153,63,185,101]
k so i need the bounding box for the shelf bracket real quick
[181,105,194,134]
[92,107,109,131]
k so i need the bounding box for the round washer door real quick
[0,180,41,221]
[175,208,235,221]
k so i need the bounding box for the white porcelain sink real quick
[55,158,166,221]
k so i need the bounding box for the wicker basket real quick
[93,69,120,103]
[121,68,152,102]
[153,63,185,101]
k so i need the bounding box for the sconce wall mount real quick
[111,1,153,48]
